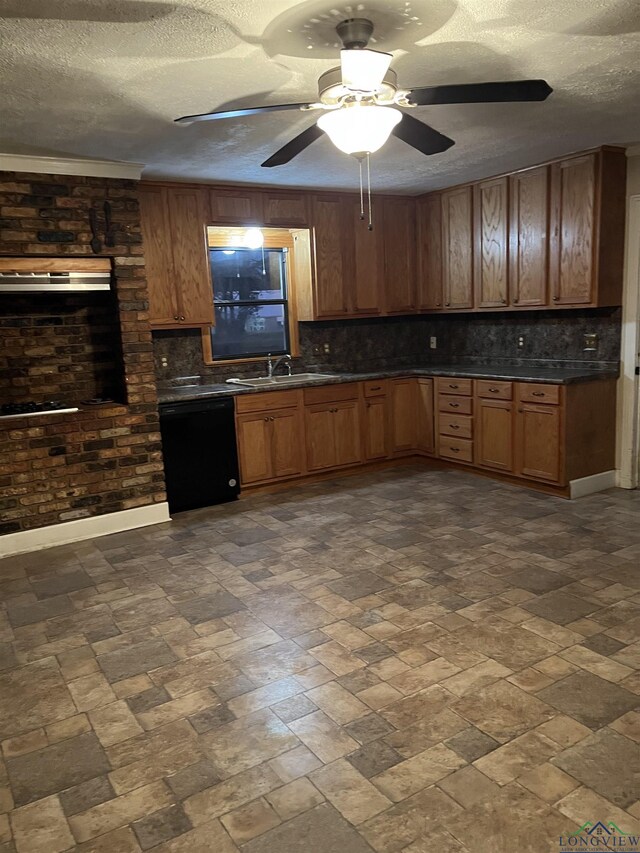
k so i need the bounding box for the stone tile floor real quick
[0,465,639,852]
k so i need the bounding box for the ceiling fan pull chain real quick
[359,157,365,220]
[367,151,373,231]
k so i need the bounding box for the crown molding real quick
[0,153,145,180]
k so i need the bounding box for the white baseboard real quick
[0,503,170,558]
[569,471,617,499]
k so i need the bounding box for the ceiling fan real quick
[175,17,552,168]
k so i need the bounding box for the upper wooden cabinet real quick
[474,177,509,309]
[139,185,213,328]
[382,197,416,314]
[209,188,263,224]
[416,194,443,310]
[441,185,474,310]
[309,194,350,318]
[263,191,309,227]
[509,165,550,308]
[549,149,626,307]
[351,198,384,316]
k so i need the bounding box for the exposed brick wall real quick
[0,171,165,537]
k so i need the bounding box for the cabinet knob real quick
[489,387,499,393]
[436,301,442,307]
[173,315,179,321]
[264,417,269,421]
[518,408,523,413]
[501,299,506,304]
[513,298,519,304]
[445,302,451,307]
[552,296,559,302]
[179,315,186,321]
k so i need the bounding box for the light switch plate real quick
[430,337,437,349]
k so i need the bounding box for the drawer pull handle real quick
[449,424,460,430]
[489,387,500,393]
[369,386,382,390]
[449,403,460,408]
[532,392,546,397]
[448,384,459,389]
[449,447,460,453]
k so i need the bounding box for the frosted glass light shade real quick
[340,49,392,93]
[243,228,263,249]
[317,104,402,155]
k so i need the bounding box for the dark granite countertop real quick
[157,364,617,404]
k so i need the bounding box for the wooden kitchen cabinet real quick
[305,399,361,470]
[509,165,550,307]
[416,379,435,454]
[416,194,443,310]
[139,185,213,328]
[515,400,562,482]
[363,381,389,461]
[549,148,626,307]
[235,391,305,485]
[382,197,416,313]
[351,197,383,315]
[209,187,263,224]
[476,398,514,472]
[442,185,474,309]
[474,177,509,308]
[262,191,309,226]
[390,379,416,454]
[309,194,350,318]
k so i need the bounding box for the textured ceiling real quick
[1,0,639,192]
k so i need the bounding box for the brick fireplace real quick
[0,171,166,541]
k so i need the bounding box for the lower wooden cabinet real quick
[390,379,417,454]
[476,398,514,472]
[515,401,561,482]
[416,379,435,454]
[306,400,361,470]
[236,408,304,485]
[363,395,389,460]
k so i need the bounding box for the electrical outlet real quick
[429,336,437,350]
[160,356,169,368]
[323,343,331,354]
[583,333,598,352]
[517,335,525,349]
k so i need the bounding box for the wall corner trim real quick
[569,470,617,499]
[0,153,145,180]
[0,503,170,558]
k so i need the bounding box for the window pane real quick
[211,303,289,360]
[210,248,286,302]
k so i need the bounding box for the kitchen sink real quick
[226,373,336,387]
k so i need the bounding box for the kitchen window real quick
[203,227,303,364]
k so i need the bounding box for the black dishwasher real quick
[159,396,240,513]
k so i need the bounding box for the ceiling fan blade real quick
[175,103,311,124]
[340,48,392,93]
[262,124,325,167]
[407,80,553,106]
[392,113,455,156]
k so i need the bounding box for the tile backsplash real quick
[153,308,620,384]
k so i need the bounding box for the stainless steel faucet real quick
[267,353,292,378]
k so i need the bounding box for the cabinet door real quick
[236,413,272,484]
[550,154,596,306]
[383,198,416,313]
[169,187,214,325]
[305,404,337,470]
[333,401,362,467]
[311,195,349,317]
[351,197,383,315]
[509,166,550,307]
[209,188,263,224]
[390,379,416,453]
[417,194,443,310]
[263,191,308,226]
[442,186,473,309]
[476,399,514,471]
[516,403,562,482]
[138,187,180,326]
[271,409,305,479]
[364,396,388,460]
[416,379,435,454]
[474,177,509,308]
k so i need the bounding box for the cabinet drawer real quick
[436,377,473,396]
[438,394,473,415]
[304,383,359,405]
[439,436,474,463]
[518,383,561,405]
[439,414,473,439]
[476,380,513,400]
[236,389,300,413]
[363,380,388,398]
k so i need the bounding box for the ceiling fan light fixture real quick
[317,103,402,155]
[340,48,392,93]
